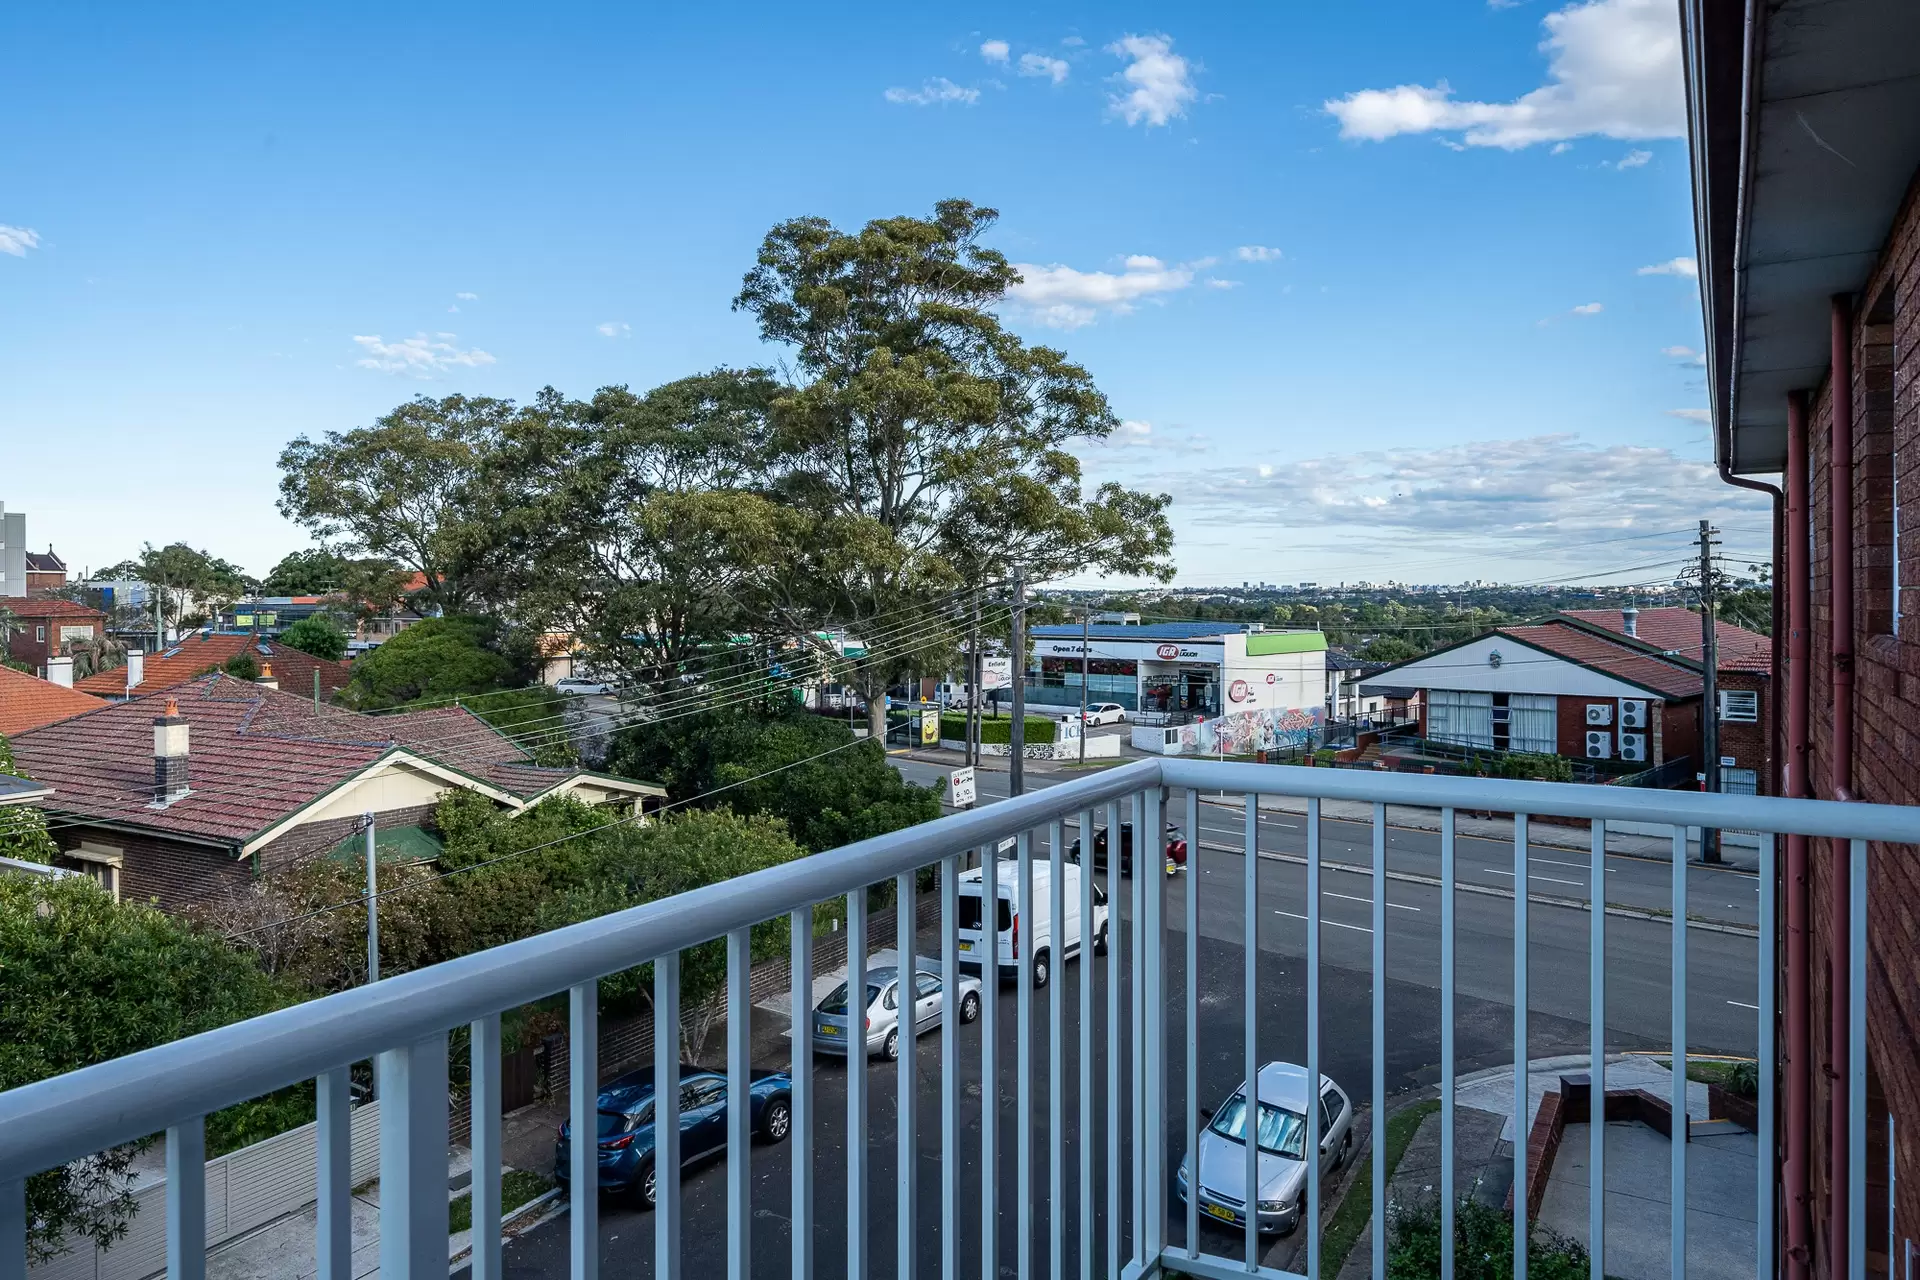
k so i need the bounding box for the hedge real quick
[938,713,1057,745]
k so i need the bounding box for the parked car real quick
[1174,1063,1353,1236]
[1081,702,1128,726]
[956,858,1109,987]
[554,676,612,696]
[811,959,982,1059]
[554,1066,792,1208]
[1067,821,1188,876]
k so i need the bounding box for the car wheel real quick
[759,1099,792,1143]
[882,1027,900,1061]
[637,1159,658,1210]
[1283,1190,1305,1235]
[1340,1130,1353,1164]
[1032,948,1051,989]
[1093,924,1109,956]
[960,991,981,1023]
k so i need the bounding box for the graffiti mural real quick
[1177,705,1322,755]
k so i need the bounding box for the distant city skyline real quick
[1,1,1767,587]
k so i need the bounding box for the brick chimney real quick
[46,655,73,687]
[1621,605,1639,639]
[152,697,190,806]
[126,650,145,693]
[255,661,279,691]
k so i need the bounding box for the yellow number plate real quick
[959,941,973,952]
[1203,1203,1236,1224]
[820,1025,840,1036]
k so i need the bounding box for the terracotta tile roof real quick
[1558,607,1773,674]
[9,677,564,845]
[1499,622,1705,699]
[0,665,107,737]
[3,599,104,621]
[74,633,351,698]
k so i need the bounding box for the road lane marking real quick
[1529,856,1614,873]
[1726,1000,1760,1010]
[1273,909,1372,933]
[1323,890,1420,913]
[1480,868,1585,888]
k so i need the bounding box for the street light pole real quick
[1698,519,1722,864]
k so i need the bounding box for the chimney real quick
[255,661,279,691]
[1621,605,1639,639]
[152,697,190,806]
[46,656,73,687]
[126,650,145,693]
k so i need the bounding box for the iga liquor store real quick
[1024,622,1326,719]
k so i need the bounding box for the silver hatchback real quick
[811,961,982,1060]
[1175,1062,1354,1235]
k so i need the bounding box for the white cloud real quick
[1256,463,1274,478]
[1615,148,1652,168]
[1235,245,1282,263]
[1019,53,1071,83]
[1095,419,1210,453]
[1665,408,1711,423]
[1116,419,1154,442]
[0,225,41,257]
[1324,0,1683,149]
[1661,344,1707,366]
[352,333,496,377]
[1551,141,1573,154]
[1638,255,1698,278]
[980,40,1009,64]
[1008,256,1196,328]
[1106,34,1196,127]
[597,321,630,338]
[1062,35,1086,47]
[1179,434,1768,538]
[1570,302,1604,315]
[885,78,980,107]
[455,291,479,301]
[1206,278,1241,290]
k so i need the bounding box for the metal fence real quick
[2,759,1916,1280]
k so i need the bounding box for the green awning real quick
[327,824,444,865]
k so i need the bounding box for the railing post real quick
[471,1017,503,1280]
[1143,786,1166,1260]
[1513,814,1529,1280]
[656,953,683,1280]
[791,909,815,1280]
[1105,799,1123,1280]
[942,856,961,1280]
[1439,806,1455,1280]
[727,930,751,1280]
[570,982,599,1280]
[1670,825,1687,1280]
[376,1031,450,1280]
[1,1179,23,1277]
[1590,822,1606,1280]
[316,1068,354,1280]
[1017,829,1035,1280]
[1375,803,1389,1280]
[167,1116,207,1280]
[898,870,919,1280]
[848,893,867,1280]
[982,839,1000,1280]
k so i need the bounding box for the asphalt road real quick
[476,766,1759,1280]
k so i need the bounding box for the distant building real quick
[1,598,107,675]
[0,504,23,599]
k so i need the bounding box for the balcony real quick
[2,759,1915,1280]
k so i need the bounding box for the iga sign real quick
[1155,643,1182,660]
[1228,679,1253,704]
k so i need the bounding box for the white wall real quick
[1380,634,1656,700]
[1219,634,1322,715]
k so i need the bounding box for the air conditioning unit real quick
[1585,703,1613,726]
[1618,732,1647,763]
[1585,730,1613,759]
[1619,699,1648,729]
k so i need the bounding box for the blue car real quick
[554,1066,793,1208]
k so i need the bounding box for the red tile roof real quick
[0,665,107,737]
[1499,622,1705,699]
[10,677,561,845]
[74,633,352,698]
[2,599,104,621]
[1558,607,1773,674]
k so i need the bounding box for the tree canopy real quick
[96,542,251,633]
[277,614,349,661]
[344,617,520,710]
[0,734,58,865]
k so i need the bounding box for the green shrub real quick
[1386,1193,1590,1280]
[937,713,1057,744]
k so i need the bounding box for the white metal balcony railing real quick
[2,758,1916,1280]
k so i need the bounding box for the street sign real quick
[980,656,1013,691]
[949,766,977,808]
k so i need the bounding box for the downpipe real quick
[1784,388,1813,1279]
[1827,293,1856,1280]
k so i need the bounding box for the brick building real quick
[72,631,352,702]
[1,598,106,674]
[1686,2,1920,1275]
[23,548,67,594]
[8,675,663,910]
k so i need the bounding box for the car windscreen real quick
[597,1108,639,1137]
[956,894,1013,932]
[819,982,881,1014]
[1207,1094,1307,1159]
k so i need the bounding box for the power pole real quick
[364,812,381,981]
[1079,604,1090,765]
[1009,567,1027,796]
[1699,518,1722,864]
[968,595,981,768]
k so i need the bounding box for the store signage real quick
[1228,679,1253,703]
[1266,673,1277,684]
[980,657,1013,690]
[1156,643,1182,660]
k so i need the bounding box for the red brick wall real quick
[1792,163,1920,1278]
[6,618,102,670]
[52,825,249,910]
[1715,671,1772,793]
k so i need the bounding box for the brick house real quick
[1560,606,1775,795]
[1,598,106,674]
[1361,620,1704,767]
[1686,2,1920,1275]
[8,675,664,910]
[24,548,67,594]
[73,631,352,702]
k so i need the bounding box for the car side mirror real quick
[1200,1106,1214,1121]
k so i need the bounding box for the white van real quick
[956,857,1109,988]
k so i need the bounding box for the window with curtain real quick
[1507,694,1558,754]
[1428,689,1494,747]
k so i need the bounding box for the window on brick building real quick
[1863,281,1899,636]
[1718,689,1759,722]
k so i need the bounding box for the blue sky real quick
[0,0,1772,590]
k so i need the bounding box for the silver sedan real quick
[1174,1062,1354,1235]
[810,961,982,1060]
